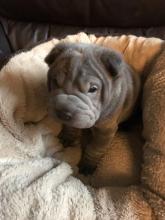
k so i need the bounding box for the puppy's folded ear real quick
[45,43,67,66]
[100,49,124,77]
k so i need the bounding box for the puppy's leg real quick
[79,124,117,175]
[58,125,82,148]
[142,49,165,217]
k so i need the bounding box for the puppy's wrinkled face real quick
[45,42,125,128]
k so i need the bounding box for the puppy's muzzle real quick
[49,94,99,128]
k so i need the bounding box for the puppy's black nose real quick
[56,110,72,121]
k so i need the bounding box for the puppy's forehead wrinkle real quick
[89,55,108,82]
[77,55,105,83]
[70,55,84,82]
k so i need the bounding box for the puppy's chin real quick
[67,119,96,129]
[59,117,96,129]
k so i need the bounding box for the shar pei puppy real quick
[45,41,165,178]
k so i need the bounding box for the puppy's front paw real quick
[78,161,97,176]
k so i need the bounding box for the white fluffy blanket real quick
[0,33,164,220]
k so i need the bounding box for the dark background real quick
[0,0,165,59]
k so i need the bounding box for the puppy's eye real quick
[88,85,98,93]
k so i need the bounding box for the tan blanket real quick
[0,32,164,220]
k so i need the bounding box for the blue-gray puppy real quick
[45,42,140,175]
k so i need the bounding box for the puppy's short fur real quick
[45,42,143,174]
